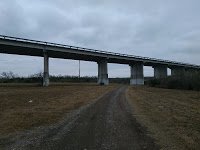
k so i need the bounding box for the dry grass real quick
[126,86,200,150]
[0,83,117,136]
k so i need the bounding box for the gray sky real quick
[0,0,200,77]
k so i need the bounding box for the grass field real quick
[0,83,117,136]
[126,86,200,150]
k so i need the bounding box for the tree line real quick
[146,71,200,91]
[1,71,199,90]
[0,71,129,84]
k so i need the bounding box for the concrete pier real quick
[43,51,49,86]
[153,65,167,79]
[171,67,185,76]
[130,63,144,85]
[97,60,109,85]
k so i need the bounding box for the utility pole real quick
[79,60,80,79]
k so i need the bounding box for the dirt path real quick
[5,86,159,150]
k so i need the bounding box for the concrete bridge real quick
[0,35,199,86]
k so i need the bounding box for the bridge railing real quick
[0,35,199,68]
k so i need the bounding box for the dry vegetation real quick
[126,86,200,150]
[0,83,117,136]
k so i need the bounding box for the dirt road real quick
[5,86,159,150]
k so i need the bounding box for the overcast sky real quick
[0,0,200,77]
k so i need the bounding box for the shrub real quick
[147,71,200,91]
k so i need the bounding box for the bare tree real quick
[29,71,43,78]
[0,71,18,79]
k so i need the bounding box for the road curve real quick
[10,86,159,150]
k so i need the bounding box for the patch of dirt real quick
[0,84,116,136]
[126,86,200,150]
[1,86,159,150]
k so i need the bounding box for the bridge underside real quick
[2,40,196,67]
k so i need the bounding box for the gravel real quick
[1,86,159,150]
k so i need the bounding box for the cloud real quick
[0,0,200,77]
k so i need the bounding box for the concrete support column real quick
[171,67,185,76]
[153,65,167,79]
[130,63,144,85]
[97,60,109,85]
[43,51,49,86]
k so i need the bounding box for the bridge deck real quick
[0,35,199,69]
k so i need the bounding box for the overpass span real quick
[0,35,199,86]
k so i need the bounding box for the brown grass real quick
[0,83,117,136]
[126,86,200,150]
